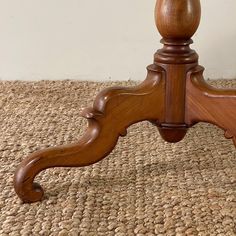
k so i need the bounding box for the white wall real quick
[0,0,235,81]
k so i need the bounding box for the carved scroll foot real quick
[186,66,236,147]
[14,65,165,203]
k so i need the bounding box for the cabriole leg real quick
[186,66,236,146]
[14,65,165,203]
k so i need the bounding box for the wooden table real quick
[14,0,236,203]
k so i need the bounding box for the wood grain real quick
[14,0,236,203]
[14,65,165,203]
[155,0,201,39]
[186,66,236,146]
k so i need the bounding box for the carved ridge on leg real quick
[185,66,236,147]
[14,65,165,203]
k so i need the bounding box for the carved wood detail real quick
[14,65,165,203]
[14,0,236,202]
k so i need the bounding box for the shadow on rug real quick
[0,80,235,235]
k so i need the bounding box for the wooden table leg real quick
[14,0,236,202]
[14,65,165,203]
[186,66,236,146]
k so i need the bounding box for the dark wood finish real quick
[14,0,236,203]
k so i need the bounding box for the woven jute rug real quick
[0,79,235,236]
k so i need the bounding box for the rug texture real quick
[0,79,235,236]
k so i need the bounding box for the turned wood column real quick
[155,0,201,142]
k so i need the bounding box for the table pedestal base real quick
[14,0,236,203]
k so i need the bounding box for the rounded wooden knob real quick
[155,0,201,39]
